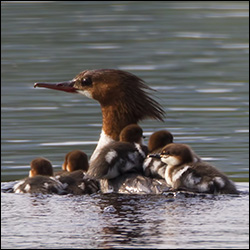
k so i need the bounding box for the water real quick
[1,183,249,249]
[1,1,249,249]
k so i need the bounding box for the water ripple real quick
[40,141,98,146]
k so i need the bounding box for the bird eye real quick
[162,150,170,155]
[81,78,92,86]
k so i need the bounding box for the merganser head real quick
[148,130,173,153]
[119,124,144,144]
[160,143,194,166]
[62,150,89,172]
[34,69,165,140]
[29,157,53,177]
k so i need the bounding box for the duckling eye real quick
[81,78,92,86]
[162,150,170,155]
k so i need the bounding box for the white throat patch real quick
[77,90,93,99]
[90,130,114,163]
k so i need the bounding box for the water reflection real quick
[96,194,163,247]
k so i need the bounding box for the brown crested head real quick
[161,143,194,164]
[148,130,174,152]
[72,69,165,118]
[34,69,165,140]
[119,124,144,144]
[34,69,165,120]
[29,157,53,177]
[62,150,89,172]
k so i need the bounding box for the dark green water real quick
[1,1,249,249]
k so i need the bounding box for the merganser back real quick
[151,143,239,194]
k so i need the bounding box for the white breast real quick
[165,165,190,187]
[90,130,114,163]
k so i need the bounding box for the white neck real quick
[89,130,114,163]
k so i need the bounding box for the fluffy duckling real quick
[62,150,89,172]
[150,143,239,194]
[143,130,173,179]
[54,150,89,177]
[87,124,148,180]
[13,157,66,194]
[55,150,99,195]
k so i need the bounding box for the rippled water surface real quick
[1,183,249,249]
[1,1,249,249]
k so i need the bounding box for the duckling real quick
[55,150,99,195]
[150,143,239,194]
[54,150,89,177]
[143,130,173,179]
[87,124,148,180]
[13,157,66,194]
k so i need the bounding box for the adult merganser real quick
[150,143,239,194]
[34,69,164,161]
[143,130,173,179]
[87,124,147,180]
[13,157,66,194]
[55,150,100,195]
[34,69,169,194]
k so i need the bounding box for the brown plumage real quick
[160,143,239,194]
[34,69,170,194]
[29,157,53,177]
[35,69,165,141]
[148,130,174,153]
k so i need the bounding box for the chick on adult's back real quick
[87,124,147,180]
[143,130,173,179]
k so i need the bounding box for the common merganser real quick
[63,150,89,172]
[13,157,66,194]
[150,143,239,194]
[148,130,174,153]
[54,150,99,195]
[34,69,164,161]
[143,130,201,179]
[143,130,173,179]
[54,150,89,177]
[34,69,169,194]
[87,124,147,180]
